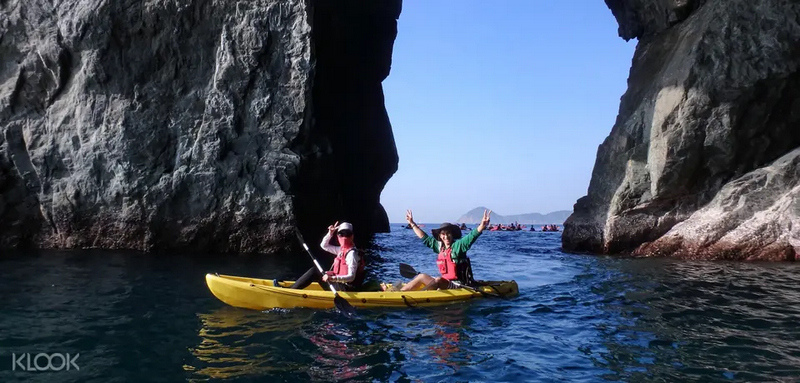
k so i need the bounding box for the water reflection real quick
[298,316,403,382]
[189,308,397,382]
[395,304,497,378]
[305,322,371,381]
[189,307,316,380]
[430,326,463,367]
[426,306,472,370]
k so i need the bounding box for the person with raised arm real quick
[387,209,491,291]
[290,221,365,291]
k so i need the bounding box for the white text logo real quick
[11,353,80,371]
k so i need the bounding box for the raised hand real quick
[482,209,492,225]
[328,221,339,236]
[477,209,492,232]
[406,210,415,225]
[406,210,426,238]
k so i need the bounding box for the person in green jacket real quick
[394,209,491,291]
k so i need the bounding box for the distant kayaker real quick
[290,222,365,291]
[390,209,491,291]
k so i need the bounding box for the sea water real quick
[1,225,799,382]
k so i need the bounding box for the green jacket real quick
[421,229,482,264]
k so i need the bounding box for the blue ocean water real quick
[2,225,800,382]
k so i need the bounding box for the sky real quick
[380,1,637,223]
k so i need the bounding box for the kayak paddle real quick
[398,263,500,297]
[399,263,420,279]
[295,229,357,317]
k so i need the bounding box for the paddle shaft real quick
[299,242,341,296]
[293,229,356,316]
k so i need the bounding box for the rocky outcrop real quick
[636,148,800,260]
[0,0,400,253]
[563,0,800,260]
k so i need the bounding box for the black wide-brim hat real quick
[431,222,462,240]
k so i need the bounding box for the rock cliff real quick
[0,0,400,253]
[563,0,800,260]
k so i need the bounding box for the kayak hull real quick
[205,274,518,310]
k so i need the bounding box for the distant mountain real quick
[456,207,571,224]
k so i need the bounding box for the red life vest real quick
[436,247,459,280]
[331,246,366,285]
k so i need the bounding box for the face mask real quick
[338,236,354,248]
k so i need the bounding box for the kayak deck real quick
[206,273,518,311]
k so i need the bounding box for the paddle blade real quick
[333,294,357,317]
[399,263,419,279]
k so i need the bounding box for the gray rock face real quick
[563,0,800,260]
[0,0,400,253]
[636,148,800,260]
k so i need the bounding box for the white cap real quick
[337,222,354,232]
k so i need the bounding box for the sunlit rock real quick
[563,0,800,260]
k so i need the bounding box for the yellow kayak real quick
[205,273,519,311]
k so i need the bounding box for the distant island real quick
[456,207,571,224]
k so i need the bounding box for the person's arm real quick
[406,210,440,252]
[452,227,481,253]
[320,222,340,255]
[453,210,491,254]
[421,235,440,252]
[329,249,358,283]
[476,209,492,233]
[406,209,426,239]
